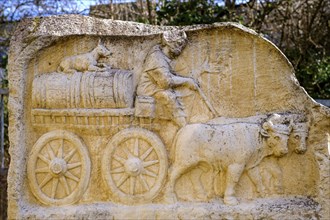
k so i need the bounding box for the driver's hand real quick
[185,78,198,90]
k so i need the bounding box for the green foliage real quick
[156,0,330,99]
[296,56,330,99]
[157,0,240,25]
[0,52,8,220]
[0,53,9,166]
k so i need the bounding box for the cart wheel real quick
[102,128,168,204]
[27,130,91,206]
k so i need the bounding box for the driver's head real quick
[162,30,187,57]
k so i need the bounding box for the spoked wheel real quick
[102,128,168,204]
[27,130,91,206]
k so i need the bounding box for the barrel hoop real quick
[81,73,88,108]
[70,73,77,108]
[74,72,82,108]
[67,73,72,108]
[113,71,119,105]
[41,76,47,109]
[117,71,124,107]
[89,73,96,108]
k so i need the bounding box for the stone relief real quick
[165,114,292,205]
[136,30,198,127]
[8,16,329,219]
[57,39,111,74]
[27,130,91,206]
[102,128,168,205]
[27,31,309,207]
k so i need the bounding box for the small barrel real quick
[32,70,134,109]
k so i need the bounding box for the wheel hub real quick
[124,157,142,176]
[49,158,67,175]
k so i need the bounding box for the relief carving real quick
[260,116,309,195]
[9,18,325,219]
[165,114,292,205]
[28,33,309,207]
[32,70,133,109]
[31,43,134,132]
[136,30,198,127]
[57,40,111,74]
[101,128,168,205]
[27,130,91,205]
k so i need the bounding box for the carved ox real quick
[261,121,308,195]
[166,114,292,205]
[291,122,308,153]
[208,113,308,154]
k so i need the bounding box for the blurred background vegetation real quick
[0,0,329,218]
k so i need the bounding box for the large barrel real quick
[32,70,134,109]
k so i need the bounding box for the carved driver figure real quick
[137,30,197,127]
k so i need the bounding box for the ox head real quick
[290,122,308,154]
[261,114,291,157]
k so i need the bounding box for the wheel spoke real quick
[59,176,71,196]
[47,143,56,160]
[38,153,50,165]
[143,160,159,168]
[134,138,139,157]
[113,155,126,165]
[130,176,136,195]
[51,178,59,198]
[123,148,134,159]
[67,162,82,170]
[143,169,158,178]
[57,139,64,158]
[35,166,49,173]
[110,166,125,174]
[39,173,53,188]
[116,173,129,188]
[140,147,153,160]
[64,171,80,182]
[138,174,149,191]
[64,148,77,162]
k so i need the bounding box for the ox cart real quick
[27,69,169,206]
[26,68,299,207]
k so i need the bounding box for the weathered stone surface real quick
[8,15,329,219]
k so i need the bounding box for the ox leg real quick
[188,169,207,200]
[247,166,267,196]
[164,164,193,203]
[88,65,102,72]
[189,164,213,201]
[224,163,245,205]
[63,69,76,74]
[269,163,283,194]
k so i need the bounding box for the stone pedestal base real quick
[20,197,319,219]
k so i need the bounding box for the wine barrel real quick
[32,70,134,109]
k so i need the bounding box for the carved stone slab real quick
[8,15,329,219]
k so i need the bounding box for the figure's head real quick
[162,30,187,57]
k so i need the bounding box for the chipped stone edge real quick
[8,15,330,219]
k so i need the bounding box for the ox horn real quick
[289,119,294,132]
[261,121,274,137]
[260,128,270,137]
[262,121,274,131]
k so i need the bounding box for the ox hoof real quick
[224,196,239,205]
[275,186,284,194]
[195,192,208,201]
[163,193,178,204]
